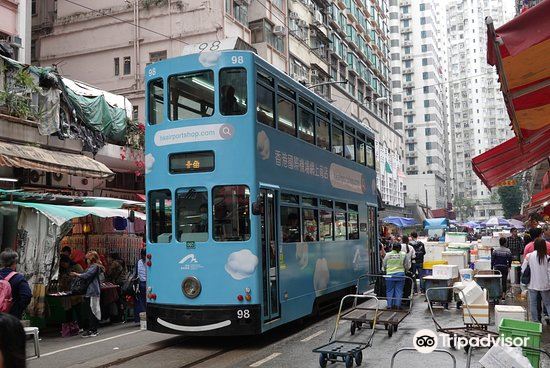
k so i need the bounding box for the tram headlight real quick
[182,276,201,299]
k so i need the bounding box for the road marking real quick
[40,330,141,357]
[300,330,326,342]
[249,353,282,367]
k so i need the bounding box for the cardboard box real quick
[433,264,459,279]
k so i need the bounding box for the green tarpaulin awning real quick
[385,161,392,173]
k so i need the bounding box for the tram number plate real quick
[237,309,250,319]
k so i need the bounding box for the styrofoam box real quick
[445,232,467,243]
[433,264,459,279]
[463,302,489,325]
[475,259,492,271]
[459,281,485,304]
[481,236,500,248]
[495,305,526,328]
[424,242,447,261]
[479,344,532,368]
[442,251,468,269]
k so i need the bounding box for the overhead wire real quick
[62,0,189,45]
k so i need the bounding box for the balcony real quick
[405,152,418,158]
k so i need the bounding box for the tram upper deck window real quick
[148,78,164,125]
[220,68,247,116]
[169,70,214,121]
[257,83,274,127]
[213,185,251,241]
[316,118,330,151]
[332,127,344,156]
[175,188,208,242]
[149,190,172,243]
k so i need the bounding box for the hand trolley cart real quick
[340,274,413,337]
[473,270,502,304]
[391,347,456,368]
[313,294,378,368]
[426,286,498,353]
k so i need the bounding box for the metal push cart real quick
[312,294,379,368]
[473,270,502,303]
[426,286,498,352]
[339,274,413,337]
[391,348,456,368]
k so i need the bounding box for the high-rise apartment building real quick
[446,0,514,219]
[32,0,404,208]
[389,0,449,210]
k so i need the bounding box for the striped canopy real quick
[473,2,550,188]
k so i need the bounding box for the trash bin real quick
[424,276,453,308]
[499,318,542,368]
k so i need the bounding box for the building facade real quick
[446,0,514,220]
[32,0,404,208]
[389,0,449,210]
[1,0,31,63]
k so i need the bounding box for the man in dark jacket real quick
[0,249,32,319]
[409,232,426,293]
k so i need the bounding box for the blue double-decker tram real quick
[144,49,379,336]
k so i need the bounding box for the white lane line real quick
[41,330,141,357]
[300,330,326,342]
[249,353,282,367]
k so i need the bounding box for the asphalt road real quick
[28,294,550,368]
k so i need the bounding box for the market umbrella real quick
[382,216,418,228]
[483,217,511,227]
[463,221,482,229]
[472,2,550,188]
[506,218,525,229]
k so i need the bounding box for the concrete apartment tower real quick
[389,0,450,211]
[32,0,404,210]
[446,0,514,220]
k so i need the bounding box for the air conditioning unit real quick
[298,19,308,27]
[289,11,299,19]
[9,35,22,47]
[310,69,318,77]
[314,10,323,25]
[309,29,317,37]
[273,25,286,37]
[234,0,251,6]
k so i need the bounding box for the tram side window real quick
[278,96,296,136]
[319,210,334,241]
[281,206,301,243]
[332,127,344,156]
[348,204,359,239]
[357,141,366,166]
[175,188,208,242]
[169,70,214,120]
[366,143,375,169]
[316,118,330,151]
[220,68,247,116]
[302,208,319,241]
[149,190,172,243]
[257,83,274,127]
[298,106,315,144]
[344,132,355,161]
[213,186,251,241]
[335,202,347,240]
[148,78,164,125]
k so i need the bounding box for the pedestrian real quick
[58,254,84,332]
[506,227,524,262]
[61,246,72,258]
[409,232,425,293]
[382,242,407,309]
[543,224,550,242]
[400,235,415,273]
[134,248,147,324]
[521,238,550,323]
[0,312,26,368]
[0,250,31,319]
[71,251,104,338]
[491,237,512,300]
[523,228,550,258]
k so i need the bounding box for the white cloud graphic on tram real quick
[225,249,259,280]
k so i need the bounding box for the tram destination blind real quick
[169,151,215,174]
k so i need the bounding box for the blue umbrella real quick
[483,217,510,227]
[383,216,418,228]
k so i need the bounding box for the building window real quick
[422,58,428,66]
[426,156,433,164]
[123,56,131,75]
[250,19,285,53]
[31,0,37,15]
[421,45,428,52]
[226,0,248,25]
[149,50,167,64]
[425,128,432,135]
[424,114,431,122]
[424,100,429,107]
[132,106,139,122]
[406,115,413,123]
[114,57,120,76]
[420,3,425,11]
